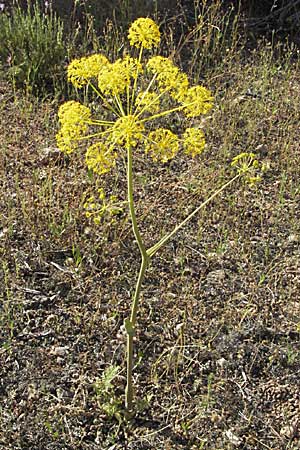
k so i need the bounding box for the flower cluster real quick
[110,116,144,147]
[231,152,261,185]
[84,188,123,225]
[145,129,179,162]
[68,54,109,89]
[181,86,214,117]
[98,57,142,96]
[146,56,189,101]
[128,18,160,49]
[56,101,91,154]
[85,143,117,175]
[57,17,215,170]
[182,128,206,157]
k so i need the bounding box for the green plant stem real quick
[125,255,148,411]
[126,144,147,258]
[130,45,144,113]
[125,144,149,411]
[146,173,240,258]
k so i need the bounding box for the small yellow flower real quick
[147,56,176,74]
[58,101,91,126]
[67,54,109,88]
[85,143,117,175]
[84,189,123,224]
[93,216,101,225]
[247,176,262,186]
[231,152,259,173]
[84,194,105,222]
[98,57,142,96]
[135,91,160,114]
[146,56,189,100]
[182,128,206,157]
[128,18,160,49]
[231,152,261,186]
[144,129,179,162]
[181,85,214,117]
[98,188,106,201]
[56,125,82,154]
[57,101,91,153]
[110,115,144,147]
[84,196,96,210]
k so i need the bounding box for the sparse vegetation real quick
[0,1,300,449]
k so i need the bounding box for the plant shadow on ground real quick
[1,3,300,450]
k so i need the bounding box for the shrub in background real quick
[0,1,66,94]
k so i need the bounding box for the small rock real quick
[288,234,299,243]
[50,346,69,357]
[175,322,184,331]
[206,269,226,284]
[225,429,242,446]
[280,424,297,439]
[216,357,228,369]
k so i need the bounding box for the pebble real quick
[50,346,69,357]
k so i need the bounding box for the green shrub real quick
[0,1,65,94]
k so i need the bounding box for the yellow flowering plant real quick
[57,17,262,413]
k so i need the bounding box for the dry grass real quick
[1,6,300,450]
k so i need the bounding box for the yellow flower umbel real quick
[56,101,91,154]
[67,54,109,88]
[145,129,179,162]
[128,18,160,49]
[182,128,206,157]
[57,17,214,170]
[146,56,189,101]
[181,86,214,117]
[84,188,123,225]
[110,116,144,147]
[231,152,262,186]
[85,143,117,175]
[98,57,142,96]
